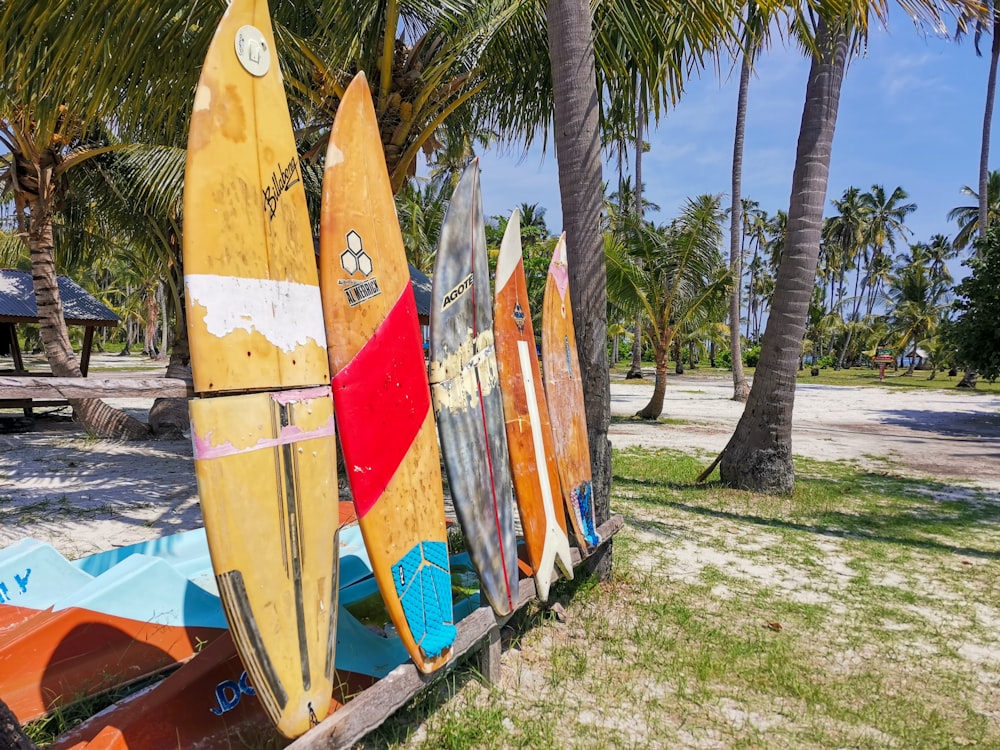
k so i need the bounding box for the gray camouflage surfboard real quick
[428,160,518,617]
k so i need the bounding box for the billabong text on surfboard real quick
[262,157,300,220]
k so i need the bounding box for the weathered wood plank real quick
[0,377,193,400]
[287,607,497,750]
[289,514,624,750]
[478,623,502,684]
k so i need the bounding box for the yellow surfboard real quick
[319,73,455,674]
[183,0,340,737]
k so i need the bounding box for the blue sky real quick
[474,11,994,263]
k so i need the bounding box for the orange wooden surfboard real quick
[319,73,455,674]
[541,234,601,551]
[493,210,573,600]
[183,0,340,737]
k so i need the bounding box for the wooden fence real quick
[288,515,623,750]
[0,377,193,416]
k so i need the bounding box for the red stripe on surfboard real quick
[469,212,514,612]
[332,287,429,519]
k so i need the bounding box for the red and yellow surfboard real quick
[319,73,455,674]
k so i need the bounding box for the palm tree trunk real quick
[149,329,191,438]
[729,48,752,402]
[1,697,36,750]
[26,194,150,440]
[634,96,644,216]
[144,287,158,356]
[625,92,647,382]
[636,329,671,419]
[546,0,611,565]
[149,243,190,437]
[980,7,1000,240]
[626,318,644,377]
[836,323,853,369]
[158,282,169,357]
[720,17,848,494]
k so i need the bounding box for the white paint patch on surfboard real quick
[193,85,212,113]
[494,209,521,291]
[325,143,344,168]
[517,340,573,597]
[185,274,326,352]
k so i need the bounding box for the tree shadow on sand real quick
[877,408,1000,439]
[613,472,1000,562]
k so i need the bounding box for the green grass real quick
[363,448,999,749]
[609,359,1000,394]
[23,673,169,746]
[785,365,1000,393]
[610,414,690,427]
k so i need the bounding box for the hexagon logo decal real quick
[341,230,374,277]
[339,230,382,307]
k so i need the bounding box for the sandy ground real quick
[610,375,1000,489]
[1,357,998,560]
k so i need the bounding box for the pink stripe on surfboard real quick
[271,385,332,404]
[192,415,336,461]
[550,233,569,300]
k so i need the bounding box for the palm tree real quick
[396,175,451,273]
[292,0,529,195]
[606,195,728,420]
[947,170,1000,249]
[601,104,634,199]
[545,0,613,535]
[885,262,949,374]
[58,142,194,434]
[543,0,739,532]
[920,332,952,380]
[741,203,769,341]
[859,184,916,317]
[925,233,959,285]
[718,2,971,494]
[518,202,550,245]
[0,1,216,439]
[956,2,1000,241]
[823,186,867,336]
[728,2,777,403]
[606,178,661,379]
[426,122,497,189]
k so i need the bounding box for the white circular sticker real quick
[234,25,270,77]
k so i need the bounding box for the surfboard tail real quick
[535,524,574,601]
